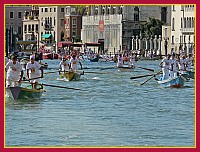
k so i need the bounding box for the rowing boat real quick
[156,76,186,88]
[6,84,44,100]
[117,65,135,72]
[59,71,81,81]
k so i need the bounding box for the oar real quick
[141,70,162,85]
[130,74,155,79]
[44,71,59,74]
[82,71,109,74]
[136,66,154,72]
[41,83,81,90]
[100,66,116,70]
[23,76,43,81]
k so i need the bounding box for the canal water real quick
[5,59,195,147]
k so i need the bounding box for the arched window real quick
[134,7,139,21]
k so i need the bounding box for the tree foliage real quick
[142,17,164,37]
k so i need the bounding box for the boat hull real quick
[117,65,135,72]
[43,53,58,59]
[157,76,185,88]
[59,71,81,81]
[6,85,44,100]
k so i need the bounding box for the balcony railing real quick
[180,28,194,34]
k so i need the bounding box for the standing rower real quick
[159,54,171,80]
[5,55,23,87]
[69,54,82,72]
[26,55,43,89]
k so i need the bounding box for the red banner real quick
[99,20,104,31]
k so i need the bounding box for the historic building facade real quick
[171,5,195,55]
[81,5,171,54]
[5,5,32,53]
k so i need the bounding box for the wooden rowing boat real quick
[117,65,135,72]
[59,71,81,81]
[6,84,44,100]
[156,76,186,88]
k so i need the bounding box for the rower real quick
[59,57,70,73]
[5,55,23,87]
[26,55,44,90]
[169,53,178,78]
[117,54,124,68]
[69,54,83,72]
[159,54,171,80]
[185,53,194,71]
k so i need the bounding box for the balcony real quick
[180,28,194,34]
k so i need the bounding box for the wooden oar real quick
[100,66,116,70]
[136,66,154,72]
[41,83,81,90]
[82,71,109,74]
[130,74,155,79]
[23,76,43,81]
[44,71,59,74]
[141,70,162,85]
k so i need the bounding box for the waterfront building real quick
[81,5,171,55]
[38,5,66,52]
[5,5,32,54]
[64,6,82,43]
[170,5,195,56]
[21,5,39,52]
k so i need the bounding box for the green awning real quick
[42,34,51,39]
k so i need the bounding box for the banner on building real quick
[99,20,104,31]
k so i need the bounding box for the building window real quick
[184,18,187,28]
[172,5,175,11]
[36,24,38,32]
[18,12,22,18]
[41,8,43,12]
[17,26,21,35]
[28,25,31,32]
[61,8,64,12]
[24,25,27,32]
[54,8,56,12]
[54,17,56,26]
[50,8,52,12]
[45,8,48,12]
[72,18,77,25]
[134,7,139,21]
[161,7,167,23]
[172,18,175,31]
[172,36,174,44]
[72,29,76,36]
[181,18,183,28]
[60,19,64,26]
[32,24,34,31]
[164,28,167,38]
[9,12,14,19]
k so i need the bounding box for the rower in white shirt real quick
[159,54,171,80]
[69,54,82,72]
[5,55,23,87]
[26,55,43,89]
